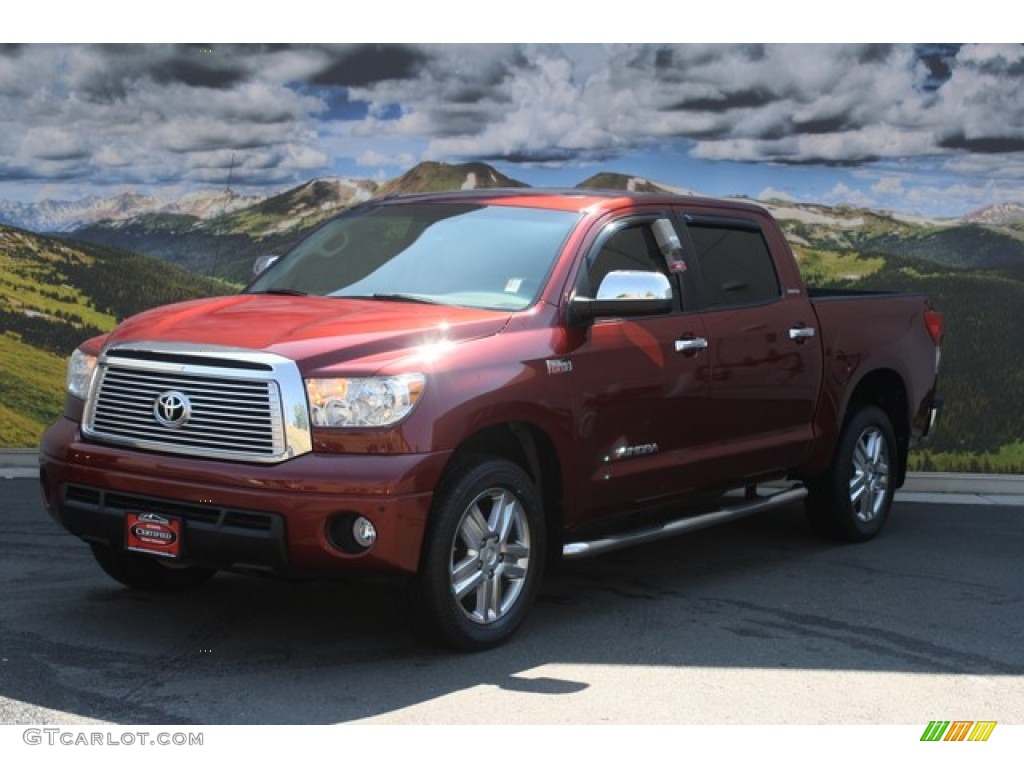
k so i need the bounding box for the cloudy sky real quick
[1,43,1022,217]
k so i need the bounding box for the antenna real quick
[224,152,236,195]
[208,152,237,281]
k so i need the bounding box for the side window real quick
[582,223,670,298]
[689,225,780,309]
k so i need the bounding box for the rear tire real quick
[405,456,545,651]
[90,544,216,592]
[806,405,898,542]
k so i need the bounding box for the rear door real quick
[680,212,822,481]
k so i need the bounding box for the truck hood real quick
[106,294,511,371]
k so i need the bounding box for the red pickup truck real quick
[39,189,943,650]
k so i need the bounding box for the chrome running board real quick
[562,485,807,560]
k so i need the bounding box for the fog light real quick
[352,516,377,548]
[327,513,378,555]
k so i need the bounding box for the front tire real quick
[406,457,545,651]
[90,544,217,592]
[807,405,898,542]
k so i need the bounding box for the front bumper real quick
[40,418,451,576]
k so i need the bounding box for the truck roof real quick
[368,187,773,216]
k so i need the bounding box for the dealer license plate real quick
[125,512,182,559]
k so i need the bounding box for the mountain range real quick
[0,224,227,446]
[0,189,268,233]
[0,162,527,234]
[3,162,1021,283]
[1,161,1022,469]
[3,162,1021,238]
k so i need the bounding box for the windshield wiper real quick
[372,293,445,305]
[250,288,309,296]
[333,293,444,305]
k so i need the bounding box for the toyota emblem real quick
[153,390,192,429]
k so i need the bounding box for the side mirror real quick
[252,254,280,278]
[570,270,673,322]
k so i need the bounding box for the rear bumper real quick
[39,417,451,577]
[918,396,943,443]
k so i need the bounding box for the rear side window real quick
[688,225,780,309]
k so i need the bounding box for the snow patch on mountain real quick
[0,189,266,232]
[890,211,958,227]
[965,202,1024,226]
[163,190,265,218]
[764,203,865,228]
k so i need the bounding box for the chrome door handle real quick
[788,326,816,341]
[675,337,709,352]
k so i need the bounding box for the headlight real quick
[305,374,426,428]
[66,349,98,400]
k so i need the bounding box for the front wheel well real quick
[445,422,565,567]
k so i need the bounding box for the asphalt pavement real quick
[1,466,1022,725]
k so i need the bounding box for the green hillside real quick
[774,205,917,247]
[576,172,672,193]
[864,225,1024,269]
[866,263,1024,471]
[207,178,379,239]
[773,206,1024,272]
[798,249,1024,471]
[0,225,232,447]
[376,161,528,196]
[68,222,305,282]
[0,333,68,446]
[6,170,1024,472]
[791,245,886,284]
[67,163,530,282]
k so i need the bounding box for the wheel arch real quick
[442,422,565,567]
[843,368,910,486]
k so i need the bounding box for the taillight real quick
[924,310,944,344]
[925,309,943,374]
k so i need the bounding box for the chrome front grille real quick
[82,343,313,463]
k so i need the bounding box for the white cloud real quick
[943,153,1024,179]
[1,43,1022,216]
[903,180,1023,215]
[336,44,965,169]
[824,182,876,209]
[356,149,416,167]
[758,187,795,201]
[0,45,332,189]
[872,177,905,195]
[956,44,1024,66]
[929,45,1024,152]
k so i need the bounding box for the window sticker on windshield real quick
[504,278,523,293]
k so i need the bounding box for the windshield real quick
[247,202,580,311]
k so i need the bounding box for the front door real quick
[567,217,714,524]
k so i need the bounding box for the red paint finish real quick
[697,298,821,482]
[110,294,508,375]
[567,311,714,520]
[40,189,943,580]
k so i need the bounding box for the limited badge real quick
[546,359,573,375]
